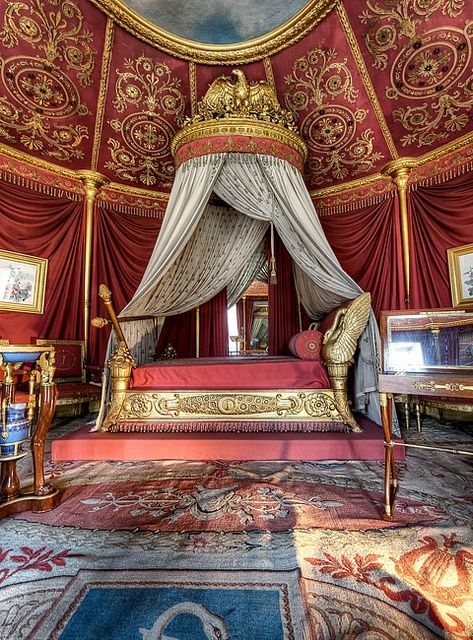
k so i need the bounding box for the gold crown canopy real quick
[171,69,307,170]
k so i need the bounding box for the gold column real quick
[77,171,109,357]
[382,159,416,308]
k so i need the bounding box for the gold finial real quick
[91,317,111,328]
[99,284,112,303]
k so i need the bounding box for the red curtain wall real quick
[408,172,473,309]
[90,204,162,366]
[319,194,406,316]
[156,289,229,359]
[269,232,300,354]
[0,181,85,343]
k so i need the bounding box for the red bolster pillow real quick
[288,329,323,360]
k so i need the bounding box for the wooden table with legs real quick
[380,372,473,520]
[0,344,60,519]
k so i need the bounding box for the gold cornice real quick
[336,3,398,160]
[103,182,169,202]
[171,118,308,163]
[0,143,79,182]
[310,171,387,199]
[410,131,473,172]
[89,0,339,65]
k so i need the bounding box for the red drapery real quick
[269,232,300,355]
[156,289,229,359]
[199,288,229,357]
[243,297,254,351]
[156,309,197,358]
[0,181,84,343]
[90,204,162,366]
[319,194,406,316]
[409,173,473,309]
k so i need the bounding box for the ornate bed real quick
[93,286,372,434]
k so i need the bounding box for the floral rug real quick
[0,417,472,639]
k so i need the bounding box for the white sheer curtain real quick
[124,203,267,316]
[227,238,268,307]
[121,155,225,316]
[115,152,381,422]
[213,154,380,421]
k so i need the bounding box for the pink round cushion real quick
[288,330,323,360]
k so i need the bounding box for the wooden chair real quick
[36,339,102,416]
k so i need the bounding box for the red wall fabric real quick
[156,289,229,359]
[90,204,162,366]
[269,232,301,355]
[156,309,197,359]
[199,288,229,357]
[409,173,473,309]
[319,194,406,316]
[0,181,85,343]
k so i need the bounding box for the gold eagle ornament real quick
[180,69,297,131]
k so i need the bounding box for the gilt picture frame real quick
[447,242,473,308]
[0,250,48,314]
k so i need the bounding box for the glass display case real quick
[378,309,473,521]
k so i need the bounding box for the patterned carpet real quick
[0,417,472,639]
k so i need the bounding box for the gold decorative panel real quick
[358,0,473,147]
[284,47,384,185]
[0,0,95,161]
[105,55,185,187]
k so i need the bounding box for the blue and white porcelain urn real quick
[0,402,29,459]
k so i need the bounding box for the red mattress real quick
[130,356,330,390]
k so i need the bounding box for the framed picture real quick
[0,250,48,314]
[447,242,473,308]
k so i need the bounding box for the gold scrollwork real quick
[0,0,95,160]
[284,47,384,185]
[359,0,465,71]
[359,1,473,147]
[1,0,95,84]
[301,392,338,418]
[414,380,473,392]
[110,389,349,423]
[105,56,185,187]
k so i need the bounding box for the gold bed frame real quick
[93,286,371,433]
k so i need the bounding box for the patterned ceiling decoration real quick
[105,55,186,187]
[0,0,471,198]
[345,0,473,149]
[0,0,106,165]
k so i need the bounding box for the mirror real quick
[249,300,268,352]
[381,309,473,372]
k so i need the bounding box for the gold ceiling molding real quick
[89,0,339,65]
[91,18,115,171]
[102,182,169,202]
[312,173,394,214]
[0,142,82,192]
